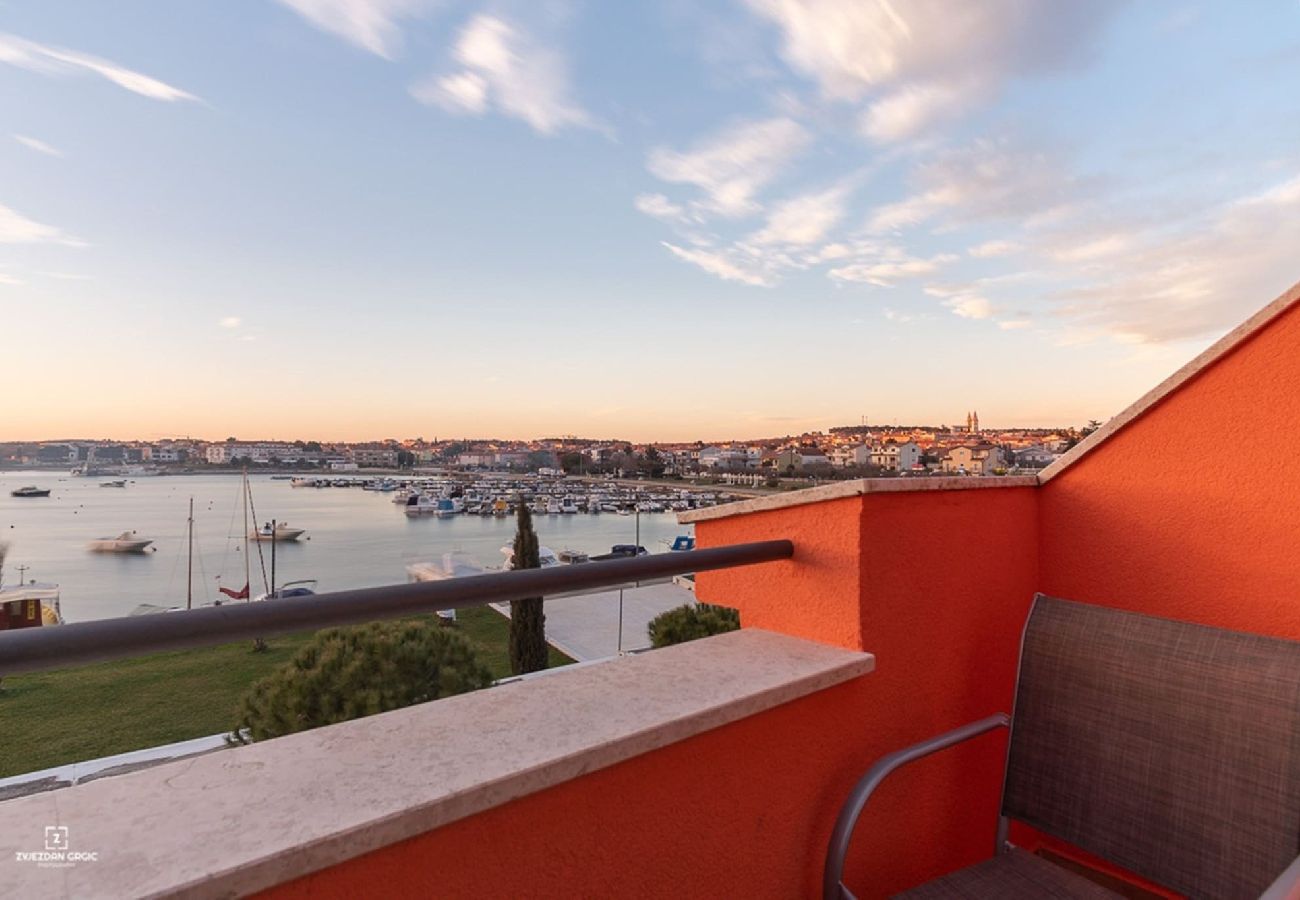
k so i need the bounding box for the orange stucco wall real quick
[266,486,1037,900]
[1040,299,1300,639]
[267,288,1300,900]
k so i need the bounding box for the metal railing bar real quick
[0,540,793,675]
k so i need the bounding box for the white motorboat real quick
[559,497,579,514]
[253,579,318,602]
[500,544,561,569]
[249,522,306,542]
[546,498,562,515]
[435,497,464,518]
[88,532,153,553]
[404,493,440,516]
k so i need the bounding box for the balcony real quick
[3,280,1300,898]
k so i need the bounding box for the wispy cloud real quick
[0,32,198,102]
[661,242,775,287]
[749,184,850,246]
[634,193,691,225]
[0,202,83,246]
[830,251,958,287]
[411,15,596,136]
[744,0,1121,142]
[13,134,63,157]
[968,239,1021,258]
[866,137,1082,233]
[220,316,242,328]
[646,117,811,219]
[276,0,435,59]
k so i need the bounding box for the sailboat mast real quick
[186,496,194,610]
[242,469,250,601]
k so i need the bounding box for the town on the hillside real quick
[0,412,1096,482]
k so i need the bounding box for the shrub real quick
[647,603,740,648]
[231,620,493,743]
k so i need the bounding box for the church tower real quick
[972,411,980,434]
[965,411,973,433]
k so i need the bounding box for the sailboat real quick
[217,472,255,604]
[131,497,198,615]
[217,472,316,604]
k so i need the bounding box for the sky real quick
[2,1,1299,442]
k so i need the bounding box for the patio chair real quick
[824,594,1300,899]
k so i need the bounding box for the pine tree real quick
[509,502,548,675]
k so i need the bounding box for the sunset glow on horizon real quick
[4,2,1298,442]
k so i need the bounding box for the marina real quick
[0,472,715,624]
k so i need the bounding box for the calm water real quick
[0,472,689,622]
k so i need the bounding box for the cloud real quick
[220,316,242,328]
[1047,174,1300,343]
[942,294,994,319]
[277,0,437,58]
[968,239,1021,258]
[998,318,1031,330]
[866,137,1080,232]
[829,249,957,286]
[744,0,1120,141]
[861,83,969,143]
[646,117,811,218]
[13,134,63,157]
[426,71,487,114]
[749,184,849,245]
[0,202,82,246]
[661,242,774,287]
[634,193,690,225]
[0,32,197,102]
[411,15,595,136]
[0,272,22,286]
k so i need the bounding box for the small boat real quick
[249,522,306,542]
[88,532,153,553]
[500,544,562,570]
[559,497,579,514]
[591,544,649,561]
[435,497,464,518]
[99,480,127,488]
[404,493,440,516]
[546,498,562,515]
[667,535,696,552]
[0,580,63,629]
[253,579,318,602]
[10,486,51,498]
[557,549,589,564]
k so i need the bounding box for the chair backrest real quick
[1002,594,1300,900]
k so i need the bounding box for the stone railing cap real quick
[0,629,872,899]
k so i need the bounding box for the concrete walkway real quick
[492,580,695,662]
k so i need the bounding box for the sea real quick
[0,472,690,623]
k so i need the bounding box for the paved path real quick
[492,580,696,662]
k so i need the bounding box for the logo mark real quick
[44,827,68,851]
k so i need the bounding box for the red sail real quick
[219,582,249,600]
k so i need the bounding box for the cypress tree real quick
[509,501,548,674]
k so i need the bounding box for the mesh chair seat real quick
[893,849,1122,900]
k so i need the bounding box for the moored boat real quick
[10,486,51,498]
[249,522,306,542]
[88,532,154,553]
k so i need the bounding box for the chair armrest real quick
[823,713,1011,900]
[1259,855,1300,900]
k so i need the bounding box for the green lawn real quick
[0,606,573,778]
